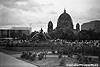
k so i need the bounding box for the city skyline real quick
[0,0,100,32]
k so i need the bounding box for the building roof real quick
[58,9,72,22]
[82,20,100,25]
[11,27,31,30]
[0,27,31,30]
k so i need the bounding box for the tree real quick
[31,31,39,38]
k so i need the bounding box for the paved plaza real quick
[0,52,37,67]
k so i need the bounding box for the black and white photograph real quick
[0,0,100,67]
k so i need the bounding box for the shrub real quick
[20,51,27,59]
[58,53,62,58]
[29,53,37,61]
[59,57,66,66]
[38,53,44,60]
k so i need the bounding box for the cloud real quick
[70,7,100,25]
[49,10,57,14]
[18,1,54,12]
[0,0,54,28]
[0,0,25,8]
[78,7,100,22]
[87,7,100,20]
[0,5,29,26]
[0,0,54,12]
[0,0,40,12]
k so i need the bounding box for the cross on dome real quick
[64,8,66,13]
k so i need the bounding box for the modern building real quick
[81,20,100,33]
[0,27,31,39]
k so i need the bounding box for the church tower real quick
[48,21,53,33]
[76,23,80,31]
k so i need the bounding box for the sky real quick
[0,0,100,32]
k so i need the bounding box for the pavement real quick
[0,52,38,67]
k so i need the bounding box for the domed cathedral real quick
[57,9,73,30]
[47,21,53,33]
[47,9,80,39]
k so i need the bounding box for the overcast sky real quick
[0,0,100,32]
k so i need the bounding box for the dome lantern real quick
[64,8,66,13]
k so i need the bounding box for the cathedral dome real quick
[58,9,72,22]
[57,9,73,30]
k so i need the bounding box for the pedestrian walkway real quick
[0,52,37,67]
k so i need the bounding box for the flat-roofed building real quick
[11,27,31,35]
[81,20,100,33]
[0,27,31,39]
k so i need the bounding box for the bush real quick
[38,53,44,60]
[58,53,62,58]
[59,57,66,66]
[26,51,32,59]
[20,51,32,59]
[20,51,27,59]
[29,53,37,61]
[51,50,55,54]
